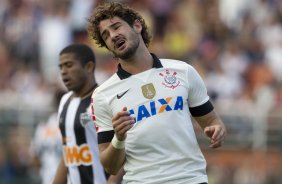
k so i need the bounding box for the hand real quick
[204,124,226,148]
[112,107,134,141]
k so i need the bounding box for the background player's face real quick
[59,53,87,92]
[99,16,140,60]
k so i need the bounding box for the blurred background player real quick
[30,88,65,184]
[53,44,122,184]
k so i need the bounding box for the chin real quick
[65,85,73,92]
[119,50,135,60]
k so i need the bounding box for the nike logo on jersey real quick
[117,89,130,99]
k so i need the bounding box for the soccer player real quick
[53,44,123,184]
[30,89,64,184]
[88,2,227,184]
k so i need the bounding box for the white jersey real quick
[58,91,107,184]
[92,54,211,184]
[31,113,62,184]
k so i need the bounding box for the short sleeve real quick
[91,90,113,133]
[187,65,209,107]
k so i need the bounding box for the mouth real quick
[62,78,71,86]
[115,39,126,50]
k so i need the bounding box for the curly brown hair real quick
[87,2,151,48]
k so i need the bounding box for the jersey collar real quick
[116,53,163,80]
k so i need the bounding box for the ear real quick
[133,19,142,33]
[85,61,95,73]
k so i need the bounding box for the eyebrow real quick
[58,60,72,68]
[101,22,122,38]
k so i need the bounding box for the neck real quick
[119,48,153,75]
[74,82,97,99]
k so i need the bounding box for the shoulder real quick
[93,73,119,95]
[160,59,192,69]
[159,59,197,76]
[60,91,73,105]
[58,91,73,115]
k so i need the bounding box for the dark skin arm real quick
[52,158,68,184]
[107,168,125,184]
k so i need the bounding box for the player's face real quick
[59,53,87,92]
[99,17,140,60]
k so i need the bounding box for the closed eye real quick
[101,32,109,41]
[113,24,120,30]
[65,62,73,68]
[59,61,73,70]
[101,22,122,41]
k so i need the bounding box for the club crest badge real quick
[159,70,180,89]
[80,112,91,127]
[142,83,156,99]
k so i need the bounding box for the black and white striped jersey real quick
[58,91,106,184]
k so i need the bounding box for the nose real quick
[60,66,67,76]
[110,31,119,41]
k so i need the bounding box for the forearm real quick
[107,167,125,184]
[53,158,68,184]
[99,142,126,174]
[97,107,134,174]
[193,110,226,148]
[194,110,224,130]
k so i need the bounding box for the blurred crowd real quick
[0,0,281,183]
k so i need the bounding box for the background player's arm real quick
[193,110,226,148]
[107,167,125,184]
[52,157,68,184]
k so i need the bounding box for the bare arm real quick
[107,168,125,184]
[99,107,134,174]
[99,142,125,174]
[52,158,68,184]
[193,110,226,148]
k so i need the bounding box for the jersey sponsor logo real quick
[129,96,183,123]
[159,70,180,89]
[117,89,130,99]
[63,144,93,166]
[43,127,60,138]
[141,83,156,99]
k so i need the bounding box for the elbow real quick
[99,145,125,175]
[104,167,119,175]
[100,158,121,175]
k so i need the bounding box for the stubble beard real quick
[113,33,140,60]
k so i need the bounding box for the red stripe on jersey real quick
[91,98,99,132]
[91,98,96,121]
[94,123,99,132]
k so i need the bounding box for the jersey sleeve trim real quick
[98,130,114,144]
[189,100,214,117]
